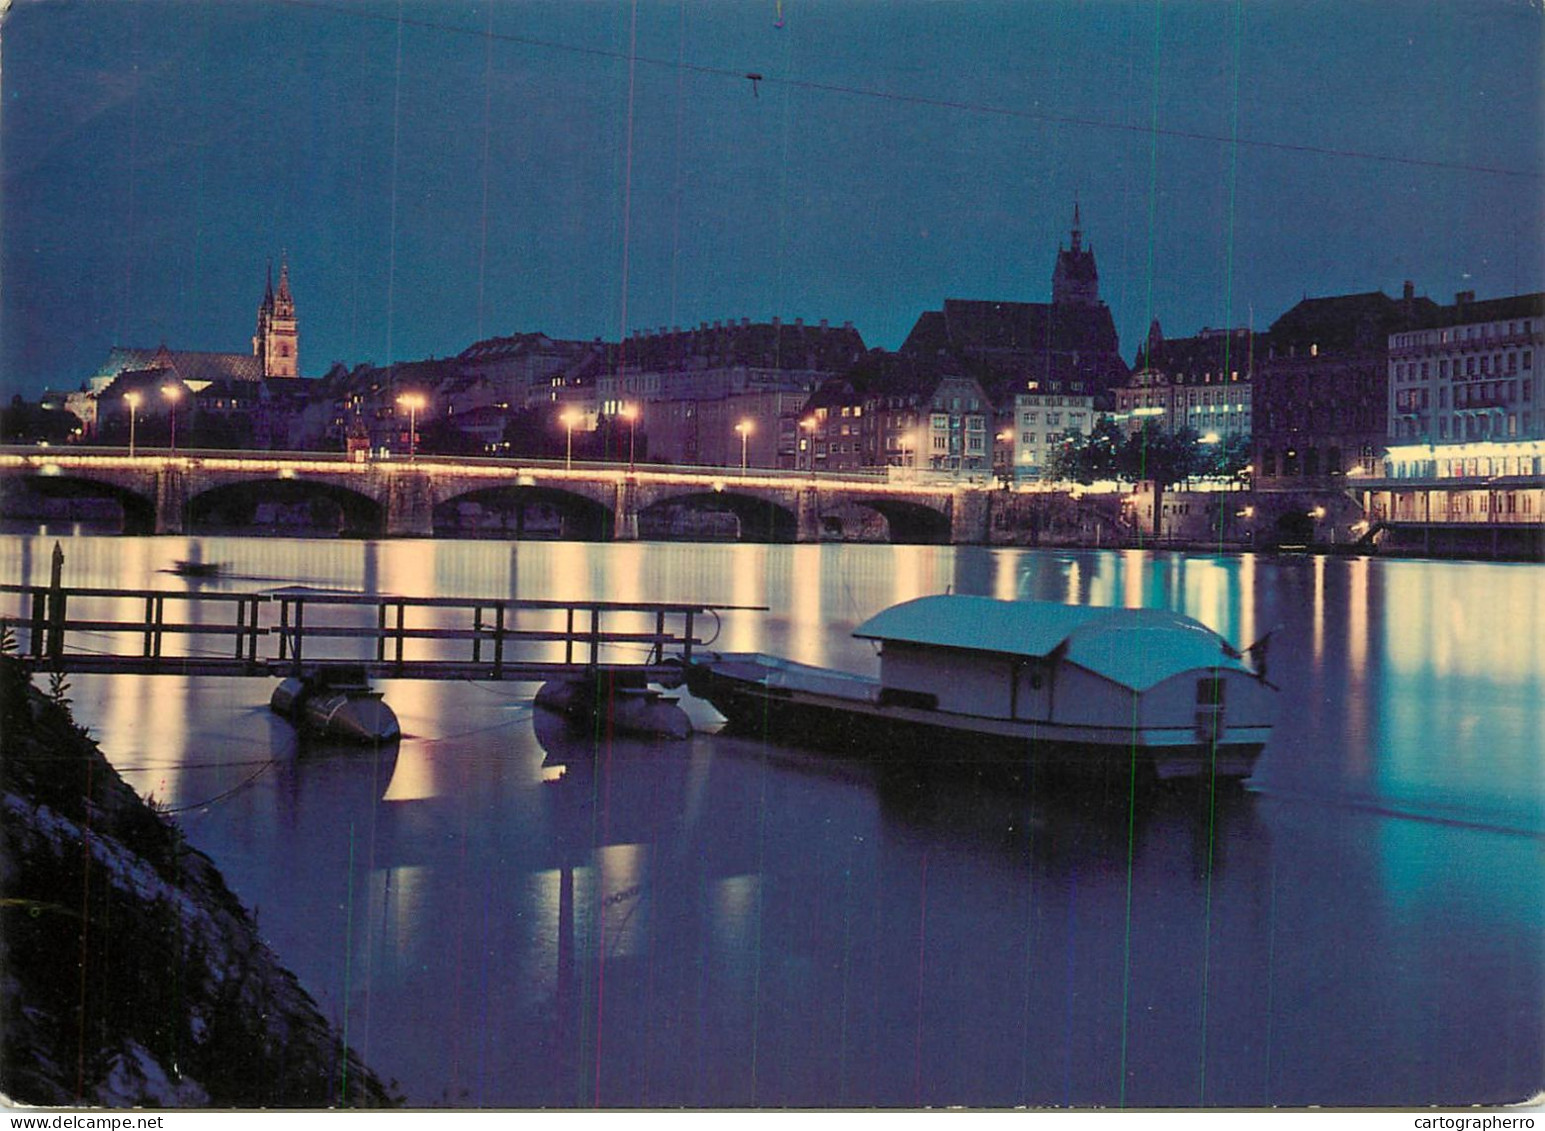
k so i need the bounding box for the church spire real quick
[1051,200,1099,307]
[254,256,299,377]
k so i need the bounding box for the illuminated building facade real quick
[1116,322,1254,442]
[1007,391,1096,480]
[1252,284,1438,486]
[1387,291,1543,445]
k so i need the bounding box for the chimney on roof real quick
[1403,280,1415,301]
[843,320,853,330]
[794,317,804,328]
[1455,290,1474,306]
[819,318,828,330]
[714,320,722,330]
[772,316,781,327]
[741,317,750,327]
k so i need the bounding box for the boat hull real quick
[271,675,401,744]
[301,691,401,744]
[686,656,1267,783]
[534,677,692,740]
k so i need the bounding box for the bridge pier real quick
[796,486,822,543]
[613,480,639,541]
[154,468,189,534]
[384,471,436,537]
[948,489,992,545]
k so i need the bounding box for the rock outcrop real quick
[0,655,393,1107]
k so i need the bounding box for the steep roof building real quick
[1115,323,1256,443]
[602,317,866,411]
[89,261,300,405]
[900,205,1129,406]
[1253,284,1440,485]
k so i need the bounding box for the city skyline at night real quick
[2,0,1541,397]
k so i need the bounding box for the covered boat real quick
[684,595,1277,782]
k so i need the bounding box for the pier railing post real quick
[493,605,506,678]
[28,591,46,660]
[46,542,65,660]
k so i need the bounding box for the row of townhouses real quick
[36,212,1545,488]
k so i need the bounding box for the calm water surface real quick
[4,534,1541,1108]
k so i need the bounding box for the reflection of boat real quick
[685,595,1277,782]
[171,560,224,577]
[270,666,401,744]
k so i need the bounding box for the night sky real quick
[2,0,1541,398]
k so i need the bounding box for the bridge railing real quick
[0,445,904,485]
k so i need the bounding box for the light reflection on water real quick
[1,534,1541,1108]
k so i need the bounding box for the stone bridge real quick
[0,449,994,544]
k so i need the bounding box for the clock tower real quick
[254,258,299,377]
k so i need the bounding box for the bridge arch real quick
[638,489,798,542]
[835,497,953,544]
[187,478,384,537]
[0,473,157,534]
[434,484,613,541]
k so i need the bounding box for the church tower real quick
[1051,201,1100,307]
[254,258,299,377]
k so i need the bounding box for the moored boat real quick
[534,675,693,740]
[684,595,1277,783]
[270,666,401,744]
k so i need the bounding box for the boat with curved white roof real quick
[684,595,1278,783]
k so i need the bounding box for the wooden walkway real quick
[1,580,754,683]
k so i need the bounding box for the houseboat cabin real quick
[687,595,1277,782]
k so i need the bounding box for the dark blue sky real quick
[3,0,1541,396]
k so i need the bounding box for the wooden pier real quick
[1,575,749,684]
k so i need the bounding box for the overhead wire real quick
[274,0,1540,180]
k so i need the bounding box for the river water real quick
[3,532,1541,1109]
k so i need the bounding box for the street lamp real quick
[799,416,817,473]
[735,419,753,475]
[620,404,639,472]
[996,429,1014,487]
[162,385,181,454]
[560,408,581,471]
[396,392,427,462]
[124,391,142,458]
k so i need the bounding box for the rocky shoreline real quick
[0,653,394,1108]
